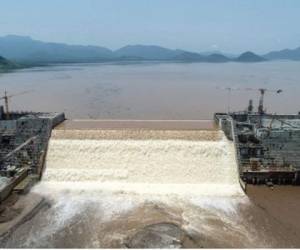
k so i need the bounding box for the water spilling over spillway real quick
[5,129,275,248]
[43,129,243,196]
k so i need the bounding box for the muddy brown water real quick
[1,61,300,119]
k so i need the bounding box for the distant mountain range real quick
[264,47,300,61]
[0,35,299,65]
[114,45,182,60]
[0,35,112,63]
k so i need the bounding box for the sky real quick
[0,0,300,54]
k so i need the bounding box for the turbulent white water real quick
[43,130,243,196]
[2,130,264,248]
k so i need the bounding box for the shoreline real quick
[1,59,299,75]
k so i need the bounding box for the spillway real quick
[43,129,243,196]
[3,128,260,248]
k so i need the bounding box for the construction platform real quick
[215,110,300,186]
[0,108,65,202]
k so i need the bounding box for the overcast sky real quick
[1,0,299,54]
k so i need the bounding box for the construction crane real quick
[258,88,282,114]
[243,88,283,114]
[217,86,283,114]
[0,90,33,120]
[216,87,242,113]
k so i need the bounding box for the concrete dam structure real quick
[0,107,65,202]
[3,117,300,247]
[2,104,300,205]
[1,120,251,248]
[43,125,242,197]
[7,122,248,248]
[215,110,300,186]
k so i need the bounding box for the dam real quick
[2,115,300,247]
[43,121,242,196]
[1,120,254,248]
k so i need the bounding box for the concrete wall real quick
[1,112,65,175]
[0,120,17,131]
[260,129,300,169]
[51,113,65,128]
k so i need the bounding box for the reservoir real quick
[0,61,300,119]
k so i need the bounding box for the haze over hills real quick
[264,47,300,61]
[0,55,11,65]
[2,34,298,64]
[235,51,267,62]
[0,55,18,71]
[114,45,183,60]
[0,35,113,63]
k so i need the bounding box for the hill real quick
[0,35,113,63]
[206,53,231,62]
[172,51,230,62]
[0,55,11,65]
[0,55,18,71]
[235,51,266,62]
[0,36,235,63]
[115,46,231,62]
[0,35,276,64]
[172,51,206,61]
[114,45,183,60]
[264,47,300,61]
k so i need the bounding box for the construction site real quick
[215,88,300,187]
[1,88,300,248]
[0,91,65,201]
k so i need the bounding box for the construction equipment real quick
[216,87,241,113]
[217,86,283,114]
[248,99,254,113]
[257,88,282,114]
[240,88,283,114]
[0,90,33,120]
[215,95,300,187]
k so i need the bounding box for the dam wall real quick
[0,112,65,202]
[215,113,300,185]
[43,125,243,197]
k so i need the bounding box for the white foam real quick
[42,132,243,197]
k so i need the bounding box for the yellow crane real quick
[0,90,33,120]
